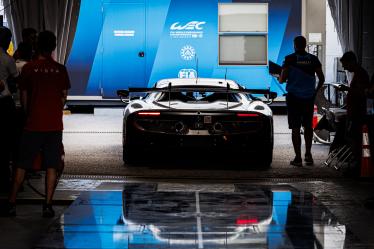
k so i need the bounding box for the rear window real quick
[157,91,240,103]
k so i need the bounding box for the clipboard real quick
[268,61,282,77]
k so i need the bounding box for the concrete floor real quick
[62,112,339,179]
[1,111,373,249]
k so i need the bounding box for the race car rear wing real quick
[117,83,277,106]
[117,84,277,97]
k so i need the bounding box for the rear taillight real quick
[137,112,161,116]
[236,218,258,225]
[237,113,259,117]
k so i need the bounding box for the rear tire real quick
[256,120,273,169]
[122,122,138,165]
[123,143,138,165]
[257,142,273,169]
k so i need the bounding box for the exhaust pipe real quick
[213,122,223,132]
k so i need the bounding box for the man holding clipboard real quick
[278,36,325,167]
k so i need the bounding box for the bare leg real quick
[304,127,313,156]
[45,168,57,204]
[292,128,302,160]
[9,168,26,203]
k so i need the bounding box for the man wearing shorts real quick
[5,31,70,217]
[279,36,325,167]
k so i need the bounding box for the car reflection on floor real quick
[36,184,346,249]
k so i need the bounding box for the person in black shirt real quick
[338,52,372,175]
[279,36,325,167]
[13,28,37,61]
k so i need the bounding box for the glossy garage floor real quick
[36,183,348,249]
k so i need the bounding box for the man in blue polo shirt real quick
[279,36,325,167]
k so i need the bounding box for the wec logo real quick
[170,21,205,39]
[170,21,206,31]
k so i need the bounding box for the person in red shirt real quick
[5,31,70,217]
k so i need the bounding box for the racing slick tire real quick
[257,142,273,169]
[256,121,273,169]
[123,143,138,165]
[122,123,138,165]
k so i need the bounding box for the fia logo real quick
[180,45,196,61]
[170,21,206,31]
[178,69,197,79]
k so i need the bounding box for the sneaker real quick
[0,202,16,217]
[304,154,314,166]
[290,158,302,167]
[42,204,55,218]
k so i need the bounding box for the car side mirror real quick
[117,89,130,103]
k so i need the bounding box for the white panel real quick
[309,33,322,43]
[219,36,267,65]
[220,36,245,63]
[219,3,268,32]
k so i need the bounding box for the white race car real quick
[117,78,276,167]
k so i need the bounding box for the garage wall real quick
[302,0,326,69]
[325,2,343,83]
[362,1,374,77]
[328,0,374,77]
[3,0,80,64]
[67,0,303,98]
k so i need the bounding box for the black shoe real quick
[290,158,303,167]
[304,154,314,166]
[42,204,55,218]
[0,202,16,217]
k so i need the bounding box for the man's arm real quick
[62,90,68,108]
[367,74,374,98]
[18,64,29,112]
[0,80,4,92]
[279,67,289,83]
[279,56,290,83]
[20,89,28,112]
[315,67,325,92]
[61,66,71,108]
[7,57,20,93]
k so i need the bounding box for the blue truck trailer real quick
[67,0,301,100]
